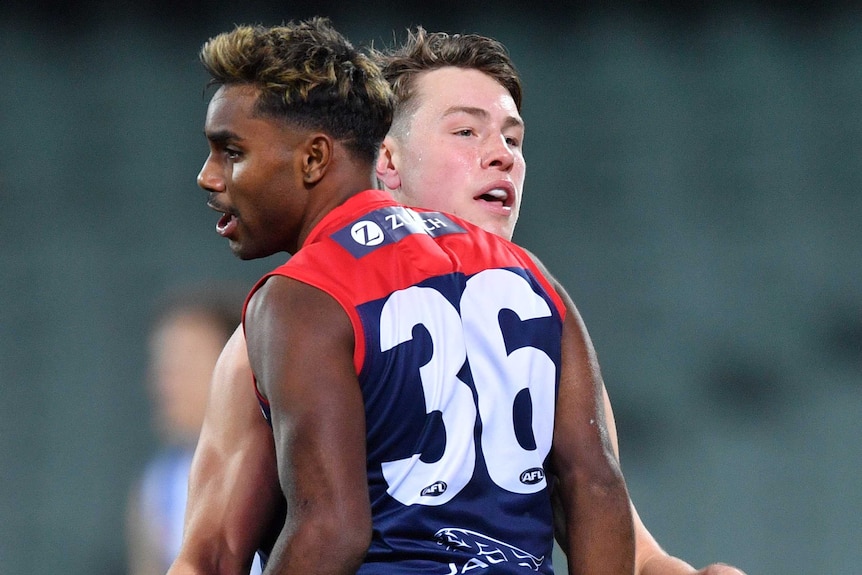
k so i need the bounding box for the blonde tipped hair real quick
[200,18,394,163]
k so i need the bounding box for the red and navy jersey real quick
[248,190,566,575]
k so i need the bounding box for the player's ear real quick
[302,134,332,185]
[375,135,402,192]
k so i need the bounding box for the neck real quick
[293,160,378,252]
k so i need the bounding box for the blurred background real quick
[2,1,860,573]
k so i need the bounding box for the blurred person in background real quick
[125,283,258,575]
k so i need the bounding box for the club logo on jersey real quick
[434,528,545,572]
[351,220,385,246]
[420,481,448,497]
[519,468,545,485]
[332,206,466,258]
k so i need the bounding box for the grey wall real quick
[2,2,860,574]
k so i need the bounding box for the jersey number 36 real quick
[378,268,557,506]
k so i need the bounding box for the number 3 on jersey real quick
[379,268,558,506]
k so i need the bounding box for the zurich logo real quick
[350,220,385,246]
[519,468,545,485]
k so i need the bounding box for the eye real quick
[455,128,475,137]
[207,137,243,161]
[505,136,521,147]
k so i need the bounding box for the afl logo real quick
[520,468,545,485]
[420,481,448,497]
[350,220,385,246]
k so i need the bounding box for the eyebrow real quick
[442,106,524,130]
[204,129,242,143]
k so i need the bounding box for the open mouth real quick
[208,198,239,237]
[475,185,514,210]
[216,212,238,236]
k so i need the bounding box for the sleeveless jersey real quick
[248,190,566,575]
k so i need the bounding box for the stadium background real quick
[2,1,860,573]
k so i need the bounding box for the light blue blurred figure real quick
[126,284,261,575]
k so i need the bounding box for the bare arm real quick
[553,335,747,575]
[630,481,747,575]
[549,278,635,574]
[245,276,371,575]
[168,326,283,575]
[538,262,746,575]
[592,344,747,575]
[638,520,748,575]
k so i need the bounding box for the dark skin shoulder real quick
[244,274,371,575]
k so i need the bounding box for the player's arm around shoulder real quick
[168,325,282,575]
[526,252,635,574]
[245,275,371,575]
[634,499,748,575]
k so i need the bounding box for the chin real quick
[486,223,514,242]
[237,244,283,261]
[236,250,270,261]
[229,242,260,261]
[228,241,248,260]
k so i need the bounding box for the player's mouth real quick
[474,182,515,214]
[216,213,238,237]
[207,198,239,237]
